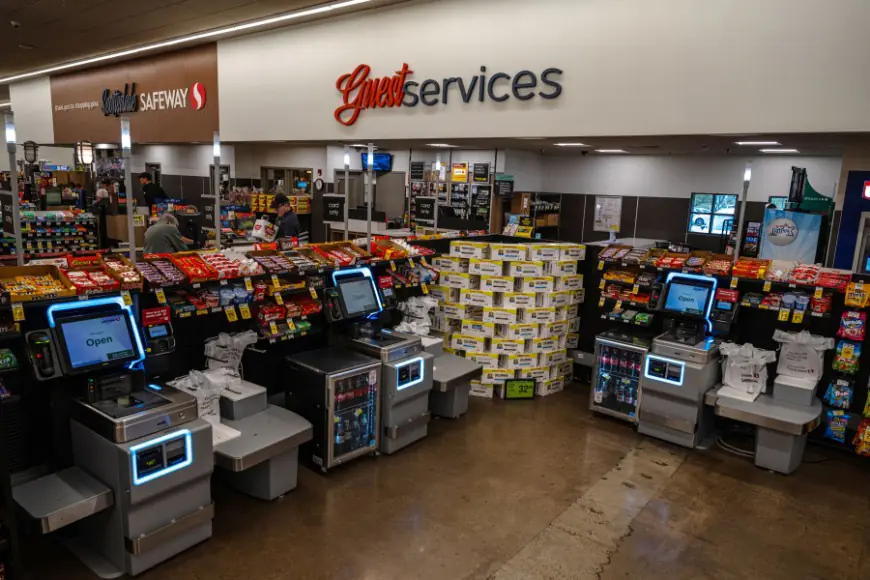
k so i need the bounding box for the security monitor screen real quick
[59,314,137,369]
[338,278,380,318]
[664,282,712,317]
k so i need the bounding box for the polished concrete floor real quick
[29,386,870,579]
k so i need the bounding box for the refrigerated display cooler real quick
[590,330,651,423]
[285,348,381,473]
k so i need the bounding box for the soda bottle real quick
[335,420,344,454]
[600,347,609,371]
[618,352,627,375]
[360,412,369,441]
[617,379,625,403]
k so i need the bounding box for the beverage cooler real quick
[590,330,651,423]
[286,348,381,473]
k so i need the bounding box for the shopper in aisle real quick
[138,172,166,211]
[144,214,193,254]
[272,193,301,240]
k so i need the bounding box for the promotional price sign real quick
[503,379,536,400]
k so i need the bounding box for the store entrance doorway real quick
[335,171,367,209]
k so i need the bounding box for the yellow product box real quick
[537,377,565,397]
[554,274,584,291]
[482,306,519,324]
[443,346,457,355]
[529,337,560,353]
[570,289,585,305]
[517,276,555,293]
[461,320,496,338]
[467,352,499,367]
[553,361,574,378]
[519,307,556,324]
[490,338,525,355]
[441,302,470,319]
[480,275,515,293]
[460,289,495,307]
[506,261,545,277]
[468,258,505,276]
[554,306,568,321]
[481,368,516,384]
[540,349,568,365]
[545,260,579,277]
[539,320,571,338]
[450,240,489,259]
[517,367,551,381]
[433,256,470,273]
[500,353,539,370]
[429,284,458,303]
[443,271,479,290]
[450,334,488,353]
[469,380,494,398]
[528,243,563,261]
[431,315,460,334]
[569,317,581,332]
[496,322,539,340]
[565,333,580,349]
[560,243,586,261]
[499,291,538,309]
[566,304,579,319]
[540,290,572,308]
[489,243,528,261]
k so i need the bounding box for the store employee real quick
[138,172,166,210]
[272,193,301,239]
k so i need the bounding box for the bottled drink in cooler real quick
[619,352,627,375]
[600,347,609,371]
[617,379,625,403]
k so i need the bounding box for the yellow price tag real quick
[196,309,207,316]
[615,300,623,310]
[309,286,318,300]
[155,288,166,304]
[269,321,279,335]
[408,258,415,268]
[271,274,280,288]
[730,277,738,289]
[792,310,804,324]
[390,260,397,271]
[12,303,24,322]
[778,309,791,322]
[814,287,823,299]
[421,283,429,295]
[597,261,604,271]
[244,277,253,291]
[421,256,429,266]
[763,281,772,292]
[121,290,132,306]
[598,297,605,307]
[599,280,606,290]
[225,305,238,322]
[286,318,296,332]
[239,303,252,320]
[632,285,639,295]
[274,293,284,305]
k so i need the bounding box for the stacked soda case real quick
[431,240,585,399]
[591,343,645,421]
[333,372,377,458]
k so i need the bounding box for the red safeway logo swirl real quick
[189,82,207,110]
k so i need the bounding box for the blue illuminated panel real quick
[130,429,193,486]
[396,357,424,390]
[644,355,685,387]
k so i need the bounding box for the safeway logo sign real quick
[139,81,208,112]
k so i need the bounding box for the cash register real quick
[14,296,213,577]
[639,273,721,448]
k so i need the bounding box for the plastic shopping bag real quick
[251,217,276,241]
[773,330,834,380]
[169,369,222,426]
[719,342,777,395]
[396,295,440,336]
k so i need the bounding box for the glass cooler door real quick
[591,339,647,423]
[329,369,379,466]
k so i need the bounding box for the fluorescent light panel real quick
[427,143,457,148]
[595,149,627,153]
[554,143,589,147]
[760,148,799,153]
[0,0,372,84]
[735,141,780,146]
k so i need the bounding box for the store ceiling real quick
[0,0,406,100]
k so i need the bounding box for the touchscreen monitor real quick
[663,281,713,317]
[338,277,381,318]
[57,313,139,370]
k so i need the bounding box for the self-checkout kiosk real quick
[639,273,722,448]
[13,296,213,577]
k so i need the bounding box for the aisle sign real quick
[503,379,536,400]
[472,163,490,183]
[323,195,345,222]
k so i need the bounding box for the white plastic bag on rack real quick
[719,342,777,400]
[251,217,276,241]
[395,295,440,336]
[204,331,258,375]
[773,330,834,381]
[169,370,222,426]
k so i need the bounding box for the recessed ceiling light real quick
[735,141,781,146]
[554,143,589,147]
[0,0,372,84]
[760,148,799,154]
[595,149,628,153]
[427,143,457,148]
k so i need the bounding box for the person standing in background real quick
[271,193,301,240]
[144,214,193,254]
[138,172,166,213]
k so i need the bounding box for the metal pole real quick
[213,131,221,250]
[732,164,752,264]
[4,111,22,265]
[344,145,350,241]
[120,117,136,263]
[366,143,373,251]
[434,154,441,231]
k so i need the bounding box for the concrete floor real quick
[30,387,870,579]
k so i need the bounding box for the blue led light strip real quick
[46,295,146,369]
[644,355,686,387]
[130,429,193,486]
[395,356,424,390]
[664,272,718,333]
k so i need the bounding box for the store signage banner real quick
[0,192,14,236]
[451,163,468,183]
[760,208,822,263]
[416,197,436,220]
[50,44,219,143]
[494,180,514,199]
[334,63,563,126]
[473,163,490,183]
[323,195,346,222]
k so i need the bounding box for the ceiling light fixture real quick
[427,143,457,148]
[735,141,781,146]
[760,148,799,154]
[348,143,369,147]
[595,149,628,153]
[0,0,372,84]
[554,143,589,147]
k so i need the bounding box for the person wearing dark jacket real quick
[138,172,166,211]
[271,193,301,239]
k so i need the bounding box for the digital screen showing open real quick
[663,282,712,317]
[338,278,380,318]
[58,313,137,369]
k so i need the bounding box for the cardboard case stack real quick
[432,241,585,398]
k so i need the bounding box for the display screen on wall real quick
[688,193,737,235]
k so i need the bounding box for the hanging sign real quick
[410,161,426,181]
[473,163,490,183]
[451,163,469,183]
[323,195,345,222]
[416,198,436,220]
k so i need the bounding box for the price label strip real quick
[792,310,804,324]
[225,305,238,322]
[778,309,791,322]
[390,260,397,272]
[274,293,284,305]
[12,303,25,322]
[309,286,318,300]
[269,321,279,336]
[599,280,606,290]
[814,287,824,299]
[155,288,167,304]
[730,277,739,289]
[763,281,772,292]
[244,277,253,291]
[632,284,639,295]
[121,290,133,306]
[598,261,604,271]
[239,303,252,320]
[286,318,297,332]
[271,274,280,288]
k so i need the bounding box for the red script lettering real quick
[334,63,413,126]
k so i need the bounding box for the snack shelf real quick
[600,312,655,328]
[598,296,657,311]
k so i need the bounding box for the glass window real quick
[769,196,787,210]
[687,193,739,234]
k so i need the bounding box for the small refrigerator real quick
[590,330,650,423]
[286,348,381,472]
